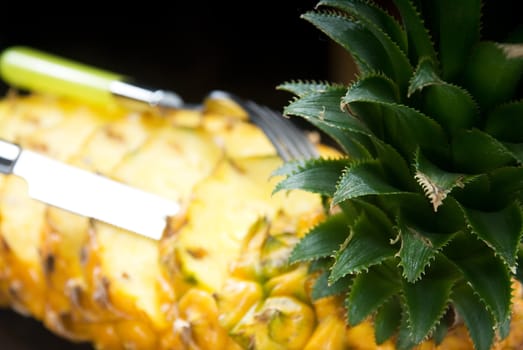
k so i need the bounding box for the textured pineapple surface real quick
[0,92,522,350]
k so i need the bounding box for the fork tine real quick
[242,101,294,161]
[207,90,318,161]
[242,101,317,161]
[263,105,318,160]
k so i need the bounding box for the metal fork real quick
[207,91,318,161]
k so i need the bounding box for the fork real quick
[0,46,318,162]
[207,91,318,161]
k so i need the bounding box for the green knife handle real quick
[0,46,124,108]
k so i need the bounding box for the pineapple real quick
[275,0,523,349]
[0,95,504,350]
[0,1,522,349]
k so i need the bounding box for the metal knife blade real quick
[0,139,179,240]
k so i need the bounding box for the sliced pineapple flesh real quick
[0,175,47,317]
[0,95,332,349]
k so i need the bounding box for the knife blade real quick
[0,139,180,240]
[0,46,184,112]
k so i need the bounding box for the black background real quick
[0,1,340,111]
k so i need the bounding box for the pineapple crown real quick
[275,1,523,349]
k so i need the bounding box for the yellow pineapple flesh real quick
[0,95,326,348]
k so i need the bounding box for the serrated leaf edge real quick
[288,214,351,264]
[277,79,346,98]
[399,278,455,346]
[459,201,523,274]
[450,230,513,326]
[318,0,413,87]
[396,225,459,283]
[301,9,376,72]
[393,0,439,65]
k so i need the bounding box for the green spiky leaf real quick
[422,0,481,81]
[271,158,309,178]
[345,73,400,105]
[341,198,395,232]
[397,218,456,282]
[414,151,477,211]
[453,167,523,211]
[498,314,512,341]
[318,0,412,90]
[318,0,407,52]
[397,311,418,350]
[503,142,523,164]
[273,158,349,196]
[392,0,437,64]
[330,213,395,282]
[402,255,457,344]
[395,194,465,234]
[462,201,523,271]
[343,74,448,158]
[462,42,523,111]
[452,129,516,173]
[408,57,478,134]
[431,316,449,345]
[453,282,495,350]
[277,80,341,98]
[346,261,401,325]
[445,234,512,325]
[333,159,406,205]
[374,297,402,344]
[289,213,350,263]
[318,124,373,158]
[373,138,417,191]
[302,11,397,77]
[283,86,360,130]
[488,167,523,207]
[283,86,374,157]
[485,101,523,143]
[407,56,442,96]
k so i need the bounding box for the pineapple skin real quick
[0,94,522,350]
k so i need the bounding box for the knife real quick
[0,46,184,112]
[0,139,180,240]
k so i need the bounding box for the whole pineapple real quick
[276,0,523,349]
[0,1,522,349]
